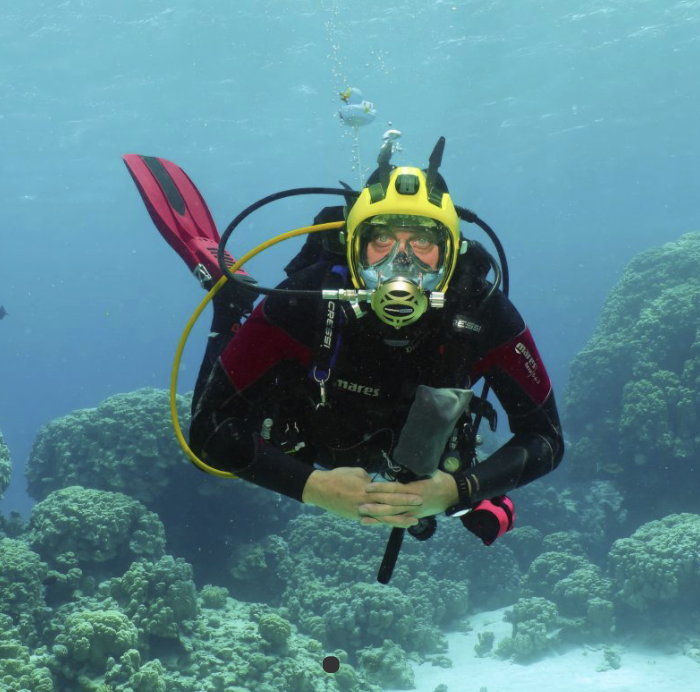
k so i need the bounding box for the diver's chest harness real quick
[297,247,499,475]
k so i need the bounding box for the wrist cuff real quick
[445,471,474,517]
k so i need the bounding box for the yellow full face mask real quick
[344,166,462,328]
[346,167,461,292]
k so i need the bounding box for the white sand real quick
[386,607,700,692]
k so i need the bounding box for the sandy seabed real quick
[386,607,700,692]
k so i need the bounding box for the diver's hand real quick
[359,470,459,526]
[302,467,423,527]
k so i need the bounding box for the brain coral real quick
[27,486,165,568]
[25,388,192,502]
[565,232,700,508]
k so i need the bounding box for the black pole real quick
[377,528,406,584]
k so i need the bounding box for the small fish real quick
[0,306,7,320]
[597,462,624,475]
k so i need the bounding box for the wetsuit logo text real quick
[453,314,482,333]
[322,301,335,349]
[515,342,541,384]
[335,379,380,397]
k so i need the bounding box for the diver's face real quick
[365,228,441,270]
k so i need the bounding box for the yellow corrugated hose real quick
[170,221,345,478]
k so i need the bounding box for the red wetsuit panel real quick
[219,302,313,392]
[471,326,552,406]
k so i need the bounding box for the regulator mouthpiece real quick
[370,277,428,328]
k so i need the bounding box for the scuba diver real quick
[124,138,564,560]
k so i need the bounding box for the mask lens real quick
[365,229,398,266]
[357,216,448,290]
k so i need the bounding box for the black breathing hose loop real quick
[456,206,509,298]
[218,187,359,287]
[456,205,510,440]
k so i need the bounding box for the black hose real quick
[456,206,509,298]
[218,187,359,296]
[456,206,510,440]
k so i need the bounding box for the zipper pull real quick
[313,367,331,410]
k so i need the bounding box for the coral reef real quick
[609,513,700,619]
[0,538,49,644]
[227,534,292,605]
[495,597,561,663]
[266,512,478,656]
[276,512,452,655]
[0,427,11,503]
[474,630,495,657]
[0,541,381,692]
[521,550,615,640]
[226,510,527,657]
[23,388,299,586]
[357,639,415,689]
[505,526,543,569]
[514,481,628,563]
[12,230,700,692]
[0,614,54,692]
[565,232,700,514]
[28,486,166,573]
[551,566,613,618]
[25,388,193,503]
[177,599,382,692]
[54,609,139,672]
[521,551,591,597]
[107,555,199,644]
[422,517,521,610]
[199,584,229,610]
[257,612,293,652]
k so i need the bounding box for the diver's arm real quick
[189,356,320,501]
[190,366,423,519]
[192,263,349,502]
[303,467,422,527]
[466,295,564,503]
[464,391,563,503]
[189,294,323,501]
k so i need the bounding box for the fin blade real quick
[123,154,248,277]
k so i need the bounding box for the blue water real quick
[1,0,699,520]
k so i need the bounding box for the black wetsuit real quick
[189,259,564,505]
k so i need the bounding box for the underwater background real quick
[1,1,700,691]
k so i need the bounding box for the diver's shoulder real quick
[277,261,333,291]
[262,262,331,335]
